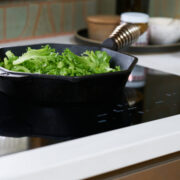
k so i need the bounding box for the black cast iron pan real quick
[0,24,140,105]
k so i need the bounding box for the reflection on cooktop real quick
[0,91,132,138]
[0,66,179,156]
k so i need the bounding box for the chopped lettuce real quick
[0,45,120,76]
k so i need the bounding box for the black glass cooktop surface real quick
[0,66,179,156]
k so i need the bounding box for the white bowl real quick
[149,17,180,45]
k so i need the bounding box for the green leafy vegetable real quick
[0,45,120,76]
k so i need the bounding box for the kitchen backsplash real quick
[0,0,179,43]
[0,0,115,43]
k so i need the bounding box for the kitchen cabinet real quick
[87,152,180,180]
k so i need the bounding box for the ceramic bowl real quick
[149,17,180,45]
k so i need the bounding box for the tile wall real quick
[0,0,116,43]
[0,0,179,43]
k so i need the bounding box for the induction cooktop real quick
[0,65,179,156]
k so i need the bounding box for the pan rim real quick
[0,43,138,80]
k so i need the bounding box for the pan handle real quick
[102,23,141,51]
[0,67,28,78]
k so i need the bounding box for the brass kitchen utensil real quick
[103,23,144,50]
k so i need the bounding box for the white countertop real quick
[136,52,180,76]
[0,35,179,180]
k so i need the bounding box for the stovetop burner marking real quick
[98,120,107,123]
